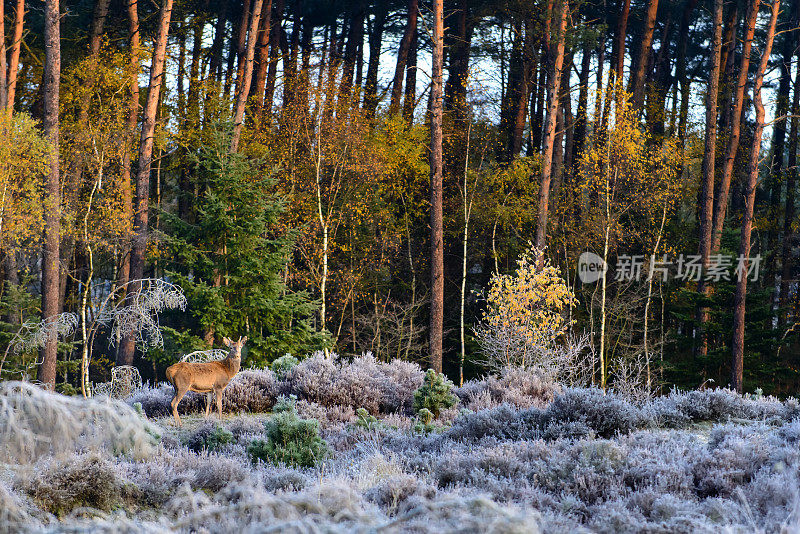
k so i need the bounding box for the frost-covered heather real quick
[3,372,800,532]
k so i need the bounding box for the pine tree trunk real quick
[118,0,174,366]
[338,5,365,107]
[231,0,264,152]
[711,0,760,254]
[675,0,698,143]
[695,0,723,357]
[38,0,61,389]
[363,4,387,119]
[731,0,779,393]
[630,0,659,111]
[534,0,568,253]
[390,0,419,116]
[429,0,444,373]
[117,0,140,322]
[4,0,24,115]
[781,4,800,324]
[402,27,418,122]
[263,0,284,114]
[253,0,273,114]
[0,0,6,110]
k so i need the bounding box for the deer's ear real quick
[222,337,232,347]
[240,336,248,345]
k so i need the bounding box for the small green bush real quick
[247,397,330,467]
[271,354,300,378]
[185,423,234,453]
[355,407,378,430]
[413,369,458,418]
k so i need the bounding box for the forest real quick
[0,0,800,396]
[6,0,800,531]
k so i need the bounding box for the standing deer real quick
[165,336,247,426]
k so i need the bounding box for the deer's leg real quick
[215,387,224,419]
[204,393,213,418]
[171,384,189,427]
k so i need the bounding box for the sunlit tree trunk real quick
[118,0,174,366]
[629,0,659,111]
[402,27,418,122]
[38,0,61,389]
[534,0,568,254]
[711,0,759,254]
[429,0,444,373]
[732,0,779,393]
[695,0,723,357]
[231,0,264,152]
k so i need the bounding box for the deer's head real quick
[222,336,248,361]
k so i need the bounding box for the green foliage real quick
[247,396,330,467]
[355,407,378,430]
[271,354,300,378]
[163,123,327,366]
[413,369,458,419]
[188,425,234,453]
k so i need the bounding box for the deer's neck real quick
[222,355,241,376]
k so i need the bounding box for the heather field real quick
[2,354,800,533]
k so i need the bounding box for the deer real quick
[165,336,247,426]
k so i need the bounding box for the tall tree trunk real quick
[117,0,140,320]
[766,27,792,299]
[675,0,698,144]
[253,0,273,115]
[630,0,659,111]
[402,27,418,122]
[534,0,568,252]
[695,0,723,357]
[732,0,779,393]
[38,0,61,389]
[0,0,6,109]
[508,20,534,160]
[4,0,24,115]
[263,0,284,114]
[231,0,265,152]
[711,0,760,254]
[363,3,388,119]
[208,3,228,81]
[390,0,419,115]
[615,0,631,78]
[781,1,800,323]
[117,0,174,367]
[338,4,365,108]
[429,0,444,373]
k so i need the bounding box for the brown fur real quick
[165,336,247,426]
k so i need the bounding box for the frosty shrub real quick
[0,381,160,463]
[456,366,561,410]
[543,387,646,438]
[20,453,139,516]
[247,397,330,467]
[185,422,234,453]
[283,352,424,414]
[413,369,458,418]
[271,354,300,378]
[93,365,142,399]
[474,247,577,371]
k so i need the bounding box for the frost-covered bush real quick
[282,353,424,414]
[247,397,330,467]
[19,453,139,516]
[414,369,458,418]
[270,354,299,378]
[0,381,160,463]
[543,387,646,438]
[456,367,560,410]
